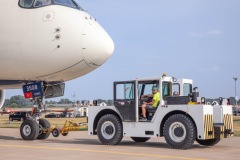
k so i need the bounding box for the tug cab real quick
[113,75,173,122]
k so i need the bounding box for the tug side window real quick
[19,0,34,8]
[115,83,134,100]
[162,82,171,100]
[172,83,180,96]
[183,83,192,96]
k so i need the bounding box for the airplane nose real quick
[82,21,114,68]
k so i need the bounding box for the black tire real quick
[196,138,220,146]
[62,132,68,136]
[37,119,51,140]
[97,114,123,145]
[20,119,39,140]
[196,126,221,146]
[131,137,150,142]
[163,114,196,149]
[52,128,60,137]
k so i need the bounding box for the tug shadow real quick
[43,138,207,150]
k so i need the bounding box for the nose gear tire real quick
[37,119,51,140]
[20,119,39,140]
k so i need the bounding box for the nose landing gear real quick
[20,96,51,140]
[20,82,53,141]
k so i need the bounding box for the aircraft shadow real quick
[0,136,21,140]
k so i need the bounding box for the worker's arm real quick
[144,99,155,105]
[141,94,153,98]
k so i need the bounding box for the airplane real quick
[0,0,114,140]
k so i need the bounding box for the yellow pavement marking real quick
[0,144,206,160]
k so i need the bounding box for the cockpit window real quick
[53,0,77,9]
[19,0,84,10]
[19,0,34,8]
[34,0,51,7]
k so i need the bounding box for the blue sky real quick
[6,0,240,101]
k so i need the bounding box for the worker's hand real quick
[141,95,147,99]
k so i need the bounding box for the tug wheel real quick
[97,114,123,145]
[52,128,60,137]
[196,138,220,146]
[62,132,69,136]
[163,114,196,149]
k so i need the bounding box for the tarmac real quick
[0,128,239,160]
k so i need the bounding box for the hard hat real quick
[152,86,159,91]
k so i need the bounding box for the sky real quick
[5,0,240,101]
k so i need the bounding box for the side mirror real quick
[171,77,177,82]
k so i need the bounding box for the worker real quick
[173,91,179,96]
[140,86,160,121]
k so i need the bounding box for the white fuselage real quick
[0,0,114,89]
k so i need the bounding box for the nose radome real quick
[82,21,114,68]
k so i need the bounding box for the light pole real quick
[233,77,238,106]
